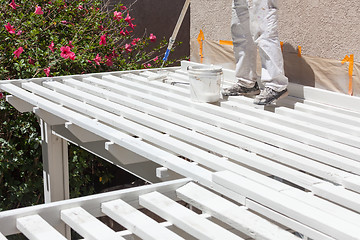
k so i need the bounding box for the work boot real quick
[253,87,288,105]
[222,82,260,96]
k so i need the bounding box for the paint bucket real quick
[188,65,223,103]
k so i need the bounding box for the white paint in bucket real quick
[188,65,223,103]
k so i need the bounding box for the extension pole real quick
[162,0,190,67]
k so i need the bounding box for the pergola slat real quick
[16,215,66,240]
[139,191,244,240]
[102,199,185,240]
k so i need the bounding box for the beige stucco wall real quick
[191,0,360,62]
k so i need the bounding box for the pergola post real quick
[40,119,70,238]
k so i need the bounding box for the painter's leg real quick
[231,0,258,87]
[222,0,259,96]
[250,0,288,91]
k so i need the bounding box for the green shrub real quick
[0,0,181,211]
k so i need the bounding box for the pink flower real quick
[48,41,56,52]
[93,54,101,65]
[87,60,92,63]
[121,6,127,10]
[5,23,15,34]
[98,25,104,31]
[119,28,129,36]
[153,56,159,61]
[13,47,23,58]
[99,34,107,45]
[149,33,156,42]
[124,13,132,24]
[34,6,43,15]
[128,22,135,29]
[9,0,19,10]
[111,50,119,58]
[60,46,75,60]
[44,67,51,77]
[125,43,132,52]
[105,58,113,66]
[78,5,84,10]
[113,11,123,21]
[69,41,74,49]
[131,38,140,46]
[0,92,3,100]
[28,57,35,65]
[16,30,22,35]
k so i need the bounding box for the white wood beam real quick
[61,207,125,240]
[33,107,66,125]
[105,142,149,165]
[0,178,190,236]
[102,199,185,240]
[176,182,299,240]
[139,191,244,240]
[40,119,69,204]
[6,95,34,113]
[213,171,360,240]
[16,215,66,240]
[65,122,105,143]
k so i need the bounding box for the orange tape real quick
[342,54,354,96]
[280,41,284,52]
[297,46,302,57]
[197,29,205,63]
[219,40,233,46]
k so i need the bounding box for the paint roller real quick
[148,0,191,81]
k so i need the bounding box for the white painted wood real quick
[104,142,149,165]
[96,74,360,174]
[0,178,189,236]
[287,83,360,113]
[213,170,360,240]
[6,95,34,113]
[60,78,360,190]
[245,200,335,240]
[300,98,360,119]
[102,199,185,240]
[176,182,298,240]
[16,214,66,240]
[139,191,244,240]
[275,106,360,137]
[33,107,67,125]
[221,100,360,148]
[293,102,360,128]
[31,81,299,192]
[156,167,182,180]
[40,119,70,205]
[0,233,7,240]
[65,122,105,143]
[311,182,360,213]
[43,79,320,190]
[61,207,125,240]
[0,84,246,206]
[281,188,360,227]
[54,76,360,206]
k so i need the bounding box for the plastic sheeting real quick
[190,38,360,96]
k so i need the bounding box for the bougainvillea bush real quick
[0,0,173,80]
[0,0,181,211]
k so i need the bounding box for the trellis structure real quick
[1,61,360,240]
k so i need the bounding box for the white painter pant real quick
[231,0,288,91]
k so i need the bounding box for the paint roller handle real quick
[162,0,190,62]
[163,38,175,62]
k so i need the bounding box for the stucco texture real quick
[190,0,360,62]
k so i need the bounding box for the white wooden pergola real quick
[1,61,360,240]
